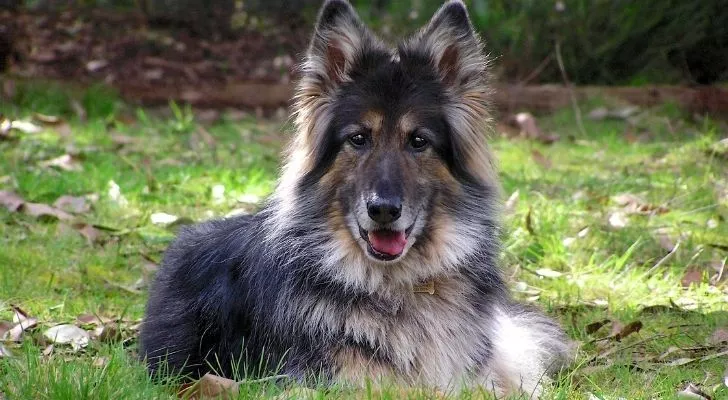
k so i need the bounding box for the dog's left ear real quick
[408,0,488,90]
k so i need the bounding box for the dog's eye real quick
[409,133,428,150]
[349,133,367,148]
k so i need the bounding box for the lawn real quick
[1,82,727,399]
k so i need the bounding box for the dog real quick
[139,0,572,396]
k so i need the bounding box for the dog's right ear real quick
[303,0,374,90]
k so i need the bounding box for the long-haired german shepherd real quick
[140,0,572,396]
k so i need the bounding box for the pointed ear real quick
[408,0,488,90]
[303,0,377,90]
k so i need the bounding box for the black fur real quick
[140,0,571,392]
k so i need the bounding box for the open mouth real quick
[358,223,416,261]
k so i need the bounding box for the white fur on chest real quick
[340,283,493,388]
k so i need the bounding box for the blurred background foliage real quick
[2,0,727,85]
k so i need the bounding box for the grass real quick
[1,81,727,399]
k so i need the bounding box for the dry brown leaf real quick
[677,382,712,400]
[91,323,122,343]
[681,267,704,288]
[39,154,82,172]
[11,305,31,324]
[613,193,669,215]
[23,202,74,221]
[654,228,677,252]
[74,223,103,245]
[0,321,12,338]
[531,149,552,169]
[53,195,90,214]
[0,190,24,212]
[92,356,110,368]
[514,112,542,139]
[585,319,611,335]
[615,320,643,340]
[190,373,240,399]
[3,317,38,342]
[708,328,728,345]
[42,344,54,357]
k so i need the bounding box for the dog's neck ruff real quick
[413,280,435,295]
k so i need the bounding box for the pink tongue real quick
[368,230,407,256]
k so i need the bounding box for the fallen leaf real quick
[211,184,225,203]
[10,120,42,134]
[681,268,704,288]
[610,106,640,120]
[0,321,11,337]
[189,373,239,399]
[71,99,87,121]
[0,344,11,358]
[43,324,90,351]
[237,194,261,204]
[23,203,74,221]
[653,228,677,252]
[531,149,552,169]
[0,190,24,212]
[39,154,82,172]
[150,212,178,226]
[107,180,128,206]
[535,268,563,278]
[3,318,38,341]
[53,195,90,214]
[32,113,60,125]
[42,344,54,357]
[110,134,139,147]
[94,324,121,343]
[92,356,109,368]
[585,319,611,335]
[612,193,669,215]
[677,382,712,400]
[512,112,558,144]
[11,305,31,324]
[86,59,108,72]
[588,107,609,120]
[709,328,728,345]
[608,211,629,228]
[504,190,519,215]
[76,314,114,326]
[74,223,103,245]
[613,320,643,341]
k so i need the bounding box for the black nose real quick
[367,196,402,224]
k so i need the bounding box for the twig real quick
[520,54,553,85]
[588,333,670,364]
[714,257,726,283]
[644,240,680,277]
[554,41,586,136]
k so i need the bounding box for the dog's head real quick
[274,1,498,280]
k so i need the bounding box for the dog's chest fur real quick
[329,277,493,387]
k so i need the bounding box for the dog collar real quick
[413,280,435,295]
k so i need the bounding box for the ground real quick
[1,82,727,399]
